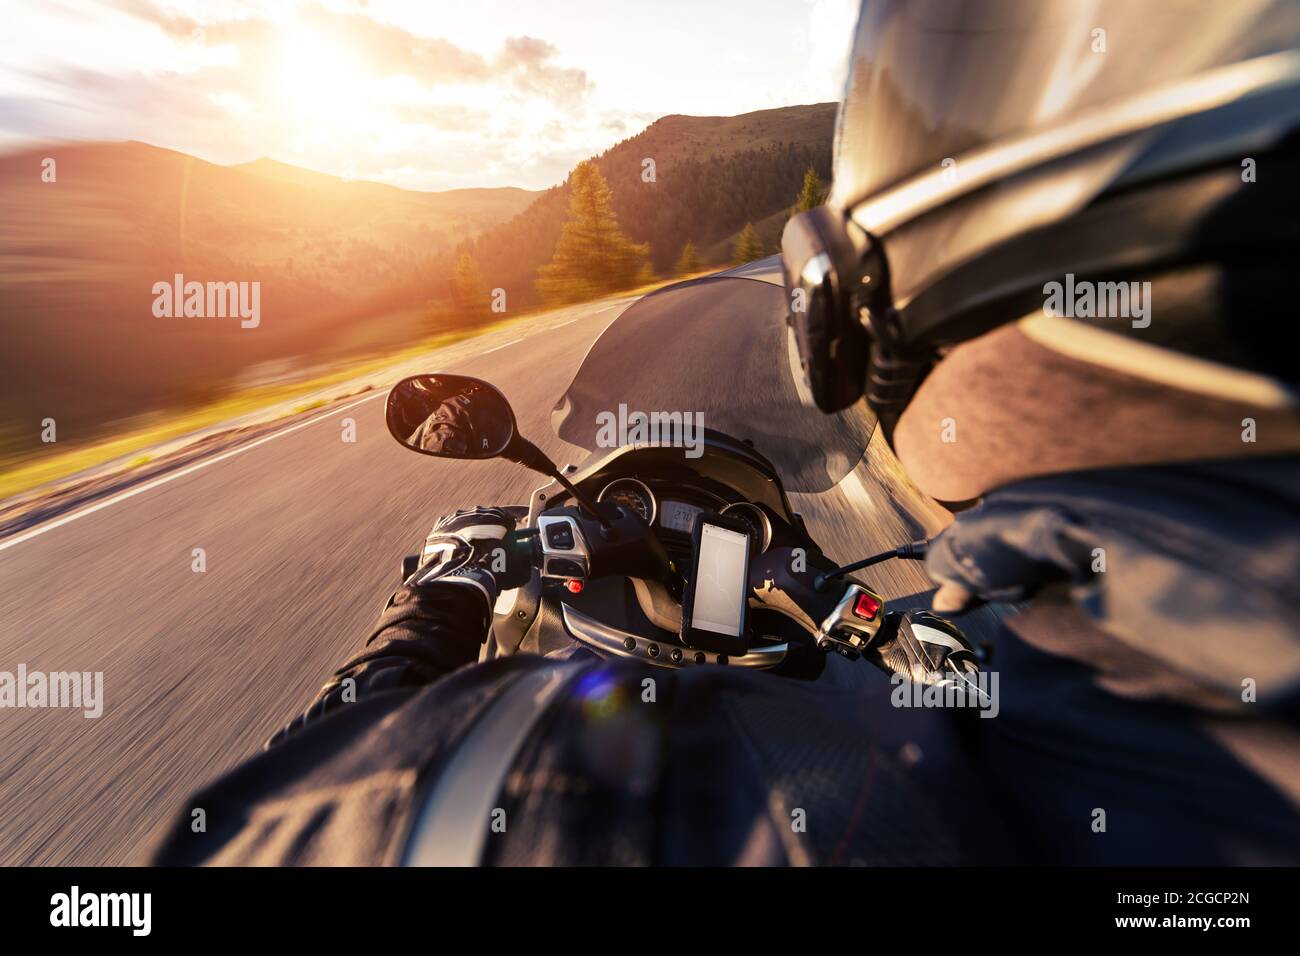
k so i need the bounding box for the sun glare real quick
[276,30,370,127]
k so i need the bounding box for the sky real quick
[0,0,859,191]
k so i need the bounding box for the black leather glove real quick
[864,609,985,690]
[409,506,531,610]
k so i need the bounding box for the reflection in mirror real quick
[385,374,516,460]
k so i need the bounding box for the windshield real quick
[551,275,875,493]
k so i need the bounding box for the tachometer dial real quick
[720,502,772,552]
[596,478,657,525]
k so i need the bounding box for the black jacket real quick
[150,463,1300,866]
[148,583,1016,865]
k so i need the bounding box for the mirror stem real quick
[506,437,610,529]
[549,470,611,530]
[814,539,929,591]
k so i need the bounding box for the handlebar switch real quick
[544,521,576,551]
[817,583,885,654]
[538,514,589,582]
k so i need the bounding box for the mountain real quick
[451,103,836,304]
[0,103,835,457]
[0,142,535,451]
[231,156,536,222]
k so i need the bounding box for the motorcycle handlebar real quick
[516,514,879,652]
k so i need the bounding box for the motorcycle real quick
[382,369,983,689]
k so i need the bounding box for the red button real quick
[852,592,880,620]
[565,579,584,594]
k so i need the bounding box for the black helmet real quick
[784,0,1300,439]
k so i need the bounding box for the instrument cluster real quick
[596,477,773,552]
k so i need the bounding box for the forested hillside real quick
[445,103,836,306]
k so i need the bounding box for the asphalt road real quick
[0,264,981,865]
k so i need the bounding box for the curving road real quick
[0,262,987,865]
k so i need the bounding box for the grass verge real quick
[0,271,716,503]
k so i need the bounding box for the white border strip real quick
[0,392,385,555]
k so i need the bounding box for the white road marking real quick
[834,459,879,517]
[785,324,816,409]
[0,391,386,554]
[481,337,523,354]
[0,294,634,554]
[553,304,618,328]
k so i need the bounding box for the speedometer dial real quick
[596,478,657,525]
[720,502,772,552]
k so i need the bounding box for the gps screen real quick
[690,522,749,637]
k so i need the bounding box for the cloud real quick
[289,7,496,84]
[2,1,630,188]
[107,0,207,39]
[1,64,234,143]
[114,3,590,96]
[497,35,592,107]
[394,102,493,132]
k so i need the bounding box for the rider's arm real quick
[265,580,490,747]
[266,507,514,748]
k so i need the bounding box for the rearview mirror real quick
[385,374,517,460]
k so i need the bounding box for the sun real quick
[276,29,369,126]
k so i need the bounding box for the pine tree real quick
[794,164,827,213]
[536,161,649,303]
[675,240,700,274]
[733,222,764,264]
[450,252,490,321]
